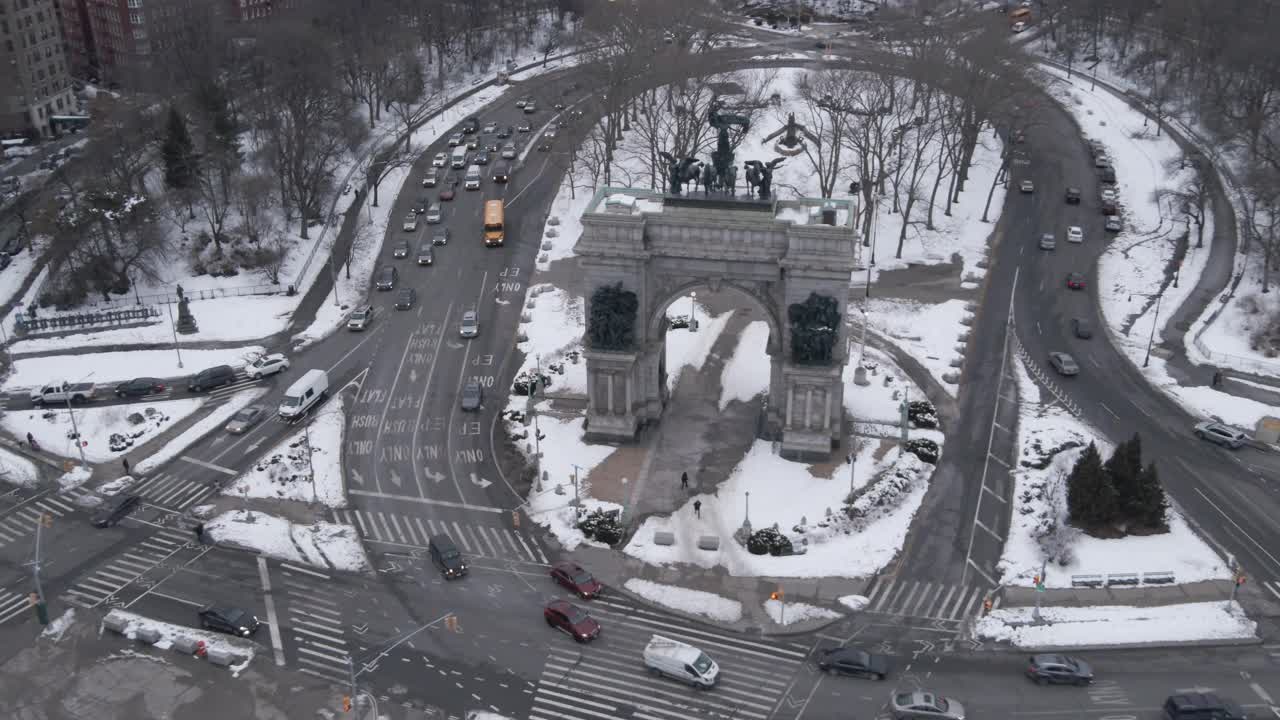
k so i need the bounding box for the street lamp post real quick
[164,300,184,369]
[64,371,93,470]
[1143,293,1163,368]
[847,428,858,499]
[689,291,698,332]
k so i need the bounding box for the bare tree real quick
[367,144,423,207]
[1159,154,1211,249]
[255,234,294,285]
[385,57,443,152]
[793,71,858,199]
[234,173,279,246]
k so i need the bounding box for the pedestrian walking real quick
[1212,370,1223,387]
[693,499,702,518]
[122,457,130,474]
[681,471,689,490]
[26,432,34,448]
[193,523,205,543]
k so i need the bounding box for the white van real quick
[643,635,719,688]
[278,369,328,419]
[464,164,482,190]
[450,145,468,169]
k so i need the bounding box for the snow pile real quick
[976,601,1256,648]
[623,578,744,623]
[135,389,267,474]
[838,595,870,612]
[223,403,346,507]
[2,347,264,391]
[0,447,40,487]
[997,359,1229,587]
[103,608,257,677]
[763,598,842,626]
[4,398,206,463]
[41,607,76,641]
[57,465,92,490]
[719,321,772,409]
[204,510,369,573]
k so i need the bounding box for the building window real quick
[127,0,141,7]
[129,11,140,23]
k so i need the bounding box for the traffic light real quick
[342,695,351,712]
[41,513,52,528]
[511,510,521,528]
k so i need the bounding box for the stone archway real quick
[576,189,859,460]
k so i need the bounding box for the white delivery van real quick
[643,635,719,688]
[450,145,468,169]
[278,369,328,419]
[464,164,482,190]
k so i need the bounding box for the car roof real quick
[554,560,584,573]
[463,311,477,320]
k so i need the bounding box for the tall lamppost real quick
[689,291,698,332]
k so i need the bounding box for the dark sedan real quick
[544,599,600,643]
[817,647,889,680]
[115,377,166,398]
[198,605,260,637]
[395,287,416,310]
[1066,272,1087,290]
[1026,654,1093,685]
[550,561,603,599]
[92,494,141,528]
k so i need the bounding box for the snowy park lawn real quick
[0,447,39,487]
[135,389,266,474]
[223,403,346,507]
[844,345,926,424]
[2,397,206,463]
[976,601,1256,648]
[1,346,264,391]
[513,286,589,396]
[763,598,841,626]
[1190,263,1280,378]
[205,509,369,573]
[863,299,970,397]
[623,578,744,623]
[998,359,1230,589]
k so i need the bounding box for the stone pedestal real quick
[583,348,641,443]
[779,362,843,461]
[176,297,199,335]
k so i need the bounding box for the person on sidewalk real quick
[26,432,35,449]
[693,499,702,518]
[681,471,689,490]
[122,457,130,475]
[1212,370,1223,387]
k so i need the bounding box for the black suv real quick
[1163,693,1246,720]
[429,534,468,579]
[188,365,236,392]
[461,116,479,134]
[817,647,889,680]
[92,494,141,528]
[198,605,260,637]
[115,377,166,398]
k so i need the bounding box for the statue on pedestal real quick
[707,98,751,195]
[175,284,199,334]
[744,158,786,199]
[763,112,819,157]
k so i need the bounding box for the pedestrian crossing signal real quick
[446,615,460,632]
[511,510,520,528]
[41,513,53,528]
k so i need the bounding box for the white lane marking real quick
[258,557,286,667]
[178,455,238,476]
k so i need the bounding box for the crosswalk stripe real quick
[294,635,347,655]
[586,609,807,663]
[449,521,472,553]
[426,518,442,535]
[387,513,408,544]
[349,510,370,538]
[291,625,346,645]
[866,576,891,605]
[401,515,423,545]
[371,512,393,541]
[41,496,75,514]
[414,517,431,543]
[932,584,959,618]
[961,586,985,618]
[897,581,923,614]
[557,641,788,693]
[1264,581,1280,601]
[475,526,501,557]
[540,661,771,719]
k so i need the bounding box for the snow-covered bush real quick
[846,452,930,529]
[576,508,622,545]
[747,526,794,556]
[905,437,939,464]
[907,400,939,429]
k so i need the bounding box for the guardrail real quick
[1189,338,1280,378]
[14,305,162,336]
[1011,333,1082,416]
[1070,571,1175,588]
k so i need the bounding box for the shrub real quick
[746,527,793,556]
[905,437,939,464]
[907,400,938,429]
[576,508,623,545]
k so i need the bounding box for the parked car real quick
[375,266,397,291]
[92,494,141,528]
[1026,654,1094,685]
[1019,179,1035,193]
[188,365,236,392]
[432,152,447,167]
[459,310,479,338]
[1194,421,1247,449]
[1071,317,1093,339]
[550,561,603,599]
[402,213,418,232]
[246,353,290,379]
[1067,226,1084,243]
[890,692,965,720]
[392,240,410,258]
[1104,215,1122,232]
[460,382,482,411]
[115,377,166,398]
[1065,187,1081,204]
[395,287,417,310]
[816,647,889,680]
[347,305,374,330]
[198,605,260,637]
[432,228,450,246]
[1048,352,1079,376]
[544,599,600,643]
[1038,233,1056,251]
[1094,153,1110,168]
[1100,187,1119,203]
[30,381,96,405]
[416,243,434,266]
[1066,272,1087,290]
[225,405,266,434]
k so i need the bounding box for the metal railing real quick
[14,305,161,336]
[1190,336,1280,378]
[1070,572,1175,588]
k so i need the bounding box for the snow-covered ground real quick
[223,403,346,507]
[623,578,744,623]
[763,598,842,625]
[135,389,266,474]
[204,509,369,573]
[2,397,207,463]
[1,346,264,391]
[0,446,39,487]
[862,299,970,397]
[997,358,1230,588]
[976,601,1256,648]
[719,321,771,409]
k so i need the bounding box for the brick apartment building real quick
[0,0,78,138]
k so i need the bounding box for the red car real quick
[439,188,456,201]
[544,599,600,643]
[1066,272,1086,290]
[550,561,603,599]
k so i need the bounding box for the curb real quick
[989,635,1264,654]
[604,578,845,639]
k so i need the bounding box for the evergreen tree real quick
[1132,462,1169,530]
[161,106,198,191]
[1105,433,1144,519]
[1067,442,1117,530]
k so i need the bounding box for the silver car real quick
[1049,352,1079,376]
[225,405,266,434]
[1039,233,1056,250]
[426,203,443,224]
[459,311,479,338]
[347,305,374,330]
[890,691,965,720]
[460,382,482,411]
[1194,421,1246,449]
[501,143,517,159]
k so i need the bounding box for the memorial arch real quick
[575,189,860,460]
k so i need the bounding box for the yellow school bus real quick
[484,199,505,247]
